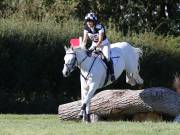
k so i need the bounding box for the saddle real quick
[87,50,107,64]
[87,49,119,84]
[87,50,111,84]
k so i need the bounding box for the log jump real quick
[58,87,180,122]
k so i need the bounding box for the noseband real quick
[64,52,88,74]
[64,53,77,74]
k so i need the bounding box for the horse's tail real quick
[132,47,144,85]
[134,47,143,72]
[126,46,144,86]
[112,42,144,85]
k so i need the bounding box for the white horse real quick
[62,42,144,122]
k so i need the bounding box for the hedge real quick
[0,18,179,113]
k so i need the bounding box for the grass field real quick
[0,115,180,135]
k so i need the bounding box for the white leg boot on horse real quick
[77,103,91,122]
[77,103,86,119]
[85,102,91,122]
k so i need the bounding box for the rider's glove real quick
[95,47,101,52]
[88,46,96,52]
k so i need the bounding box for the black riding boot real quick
[107,59,115,81]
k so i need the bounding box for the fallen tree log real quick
[58,87,180,121]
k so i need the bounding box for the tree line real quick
[75,0,180,35]
[0,0,179,35]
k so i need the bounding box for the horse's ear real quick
[70,46,74,50]
[64,46,68,51]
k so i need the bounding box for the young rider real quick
[82,12,115,81]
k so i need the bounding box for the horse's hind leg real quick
[126,72,136,86]
[133,73,144,85]
[126,71,144,86]
[133,72,144,85]
[78,83,88,120]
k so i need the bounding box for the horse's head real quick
[62,46,77,77]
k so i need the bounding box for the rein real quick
[65,51,97,81]
[80,57,97,81]
[65,52,88,74]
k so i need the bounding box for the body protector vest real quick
[84,23,107,43]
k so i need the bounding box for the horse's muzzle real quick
[62,66,68,77]
[62,70,69,77]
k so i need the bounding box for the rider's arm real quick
[82,30,88,48]
[96,32,103,48]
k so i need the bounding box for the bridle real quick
[64,50,100,81]
[64,52,77,74]
[64,52,88,74]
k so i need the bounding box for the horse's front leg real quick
[77,76,88,121]
[78,76,99,122]
[79,88,88,121]
[77,86,87,120]
[83,82,98,122]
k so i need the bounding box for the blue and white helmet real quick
[84,12,98,24]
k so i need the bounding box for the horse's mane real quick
[73,46,87,53]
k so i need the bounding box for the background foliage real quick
[0,0,179,113]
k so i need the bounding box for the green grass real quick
[0,115,179,135]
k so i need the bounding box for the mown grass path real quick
[0,115,179,135]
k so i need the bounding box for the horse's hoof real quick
[77,116,83,120]
[77,114,83,119]
[77,111,84,119]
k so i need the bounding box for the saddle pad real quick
[110,50,120,65]
[111,56,119,65]
[70,38,80,48]
[90,51,119,66]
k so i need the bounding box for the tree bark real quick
[58,87,180,121]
